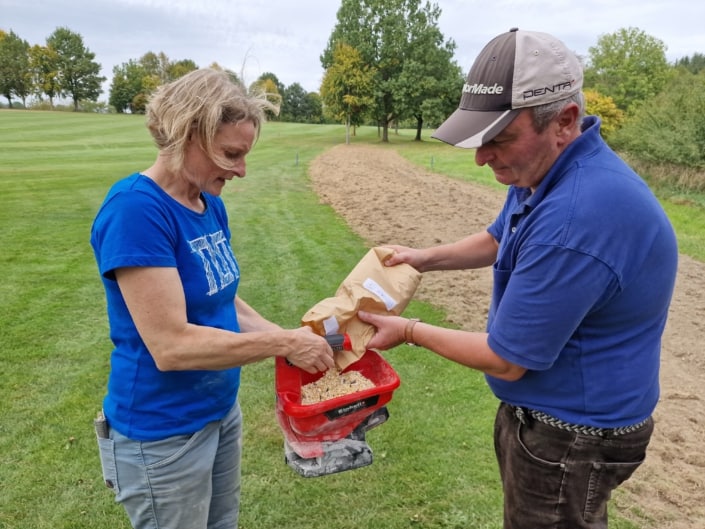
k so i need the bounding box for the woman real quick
[90,68,335,529]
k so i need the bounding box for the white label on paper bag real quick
[323,316,340,335]
[363,278,398,311]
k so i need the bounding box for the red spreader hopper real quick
[275,346,401,478]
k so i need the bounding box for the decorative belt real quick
[513,406,650,437]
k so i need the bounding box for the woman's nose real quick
[232,160,246,178]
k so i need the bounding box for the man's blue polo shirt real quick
[485,116,678,428]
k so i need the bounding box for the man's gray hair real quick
[532,92,585,132]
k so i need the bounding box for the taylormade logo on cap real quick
[432,28,584,149]
[463,83,504,95]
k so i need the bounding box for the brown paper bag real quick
[301,246,421,369]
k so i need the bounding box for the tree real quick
[250,74,282,119]
[612,68,705,170]
[257,72,285,95]
[281,82,309,123]
[138,52,198,83]
[584,27,670,113]
[320,43,375,143]
[46,27,105,111]
[28,44,61,107]
[108,53,198,113]
[168,59,198,80]
[303,91,324,124]
[139,51,170,84]
[583,89,624,140]
[394,2,462,140]
[676,53,705,75]
[109,60,147,113]
[0,30,30,107]
[322,0,456,142]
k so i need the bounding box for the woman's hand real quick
[357,311,408,351]
[382,245,426,271]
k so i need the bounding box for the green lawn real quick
[2,110,699,529]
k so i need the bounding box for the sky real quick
[3,0,705,100]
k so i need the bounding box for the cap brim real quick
[431,109,520,149]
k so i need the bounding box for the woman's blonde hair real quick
[145,68,279,172]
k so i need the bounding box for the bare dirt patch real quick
[309,143,705,529]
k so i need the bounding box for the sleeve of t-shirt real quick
[487,243,620,370]
[488,189,515,243]
[92,191,178,280]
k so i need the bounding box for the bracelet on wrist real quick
[404,318,421,346]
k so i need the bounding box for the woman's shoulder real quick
[107,173,157,196]
[101,173,173,210]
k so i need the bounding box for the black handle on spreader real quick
[285,334,349,366]
[324,333,346,352]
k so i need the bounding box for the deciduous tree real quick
[675,53,705,75]
[250,73,282,119]
[28,44,60,108]
[0,30,30,107]
[109,60,147,113]
[394,2,462,140]
[108,53,198,113]
[47,27,105,111]
[320,43,375,143]
[584,27,670,113]
[583,89,624,139]
[281,82,323,123]
[322,0,457,142]
[612,68,705,171]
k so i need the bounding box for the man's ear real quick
[557,103,579,130]
[555,103,581,140]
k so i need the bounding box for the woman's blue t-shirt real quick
[91,174,241,441]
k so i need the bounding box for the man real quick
[358,28,678,528]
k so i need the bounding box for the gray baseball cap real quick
[432,28,583,148]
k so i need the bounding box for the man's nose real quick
[475,145,492,166]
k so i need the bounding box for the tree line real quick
[0,27,104,111]
[2,1,705,177]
